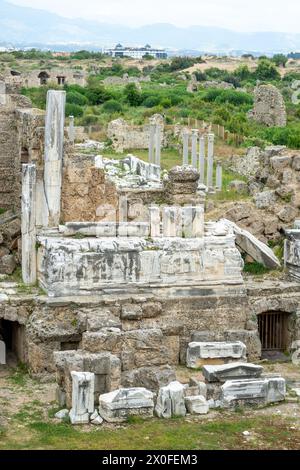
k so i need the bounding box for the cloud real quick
[8,0,300,32]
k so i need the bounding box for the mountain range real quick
[1,0,300,54]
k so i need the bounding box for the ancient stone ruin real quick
[249,84,287,127]
[0,83,299,426]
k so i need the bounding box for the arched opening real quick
[0,319,26,365]
[38,71,50,85]
[258,311,291,360]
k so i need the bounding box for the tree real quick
[124,83,142,106]
[272,54,288,68]
[255,59,281,81]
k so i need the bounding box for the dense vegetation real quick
[18,54,300,149]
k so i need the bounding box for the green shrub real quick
[124,83,142,106]
[102,100,123,113]
[142,95,160,108]
[65,103,83,117]
[255,59,281,81]
[66,91,88,106]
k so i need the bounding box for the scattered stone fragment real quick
[185,396,209,415]
[155,381,186,419]
[55,409,69,420]
[99,388,154,423]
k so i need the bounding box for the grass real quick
[0,414,299,450]
[0,208,7,215]
[243,261,271,275]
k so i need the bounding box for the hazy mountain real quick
[1,0,300,53]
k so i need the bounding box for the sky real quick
[8,0,300,33]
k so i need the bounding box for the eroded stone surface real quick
[69,371,95,425]
[202,363,263,383]
[99,388,154,423]
[155,381,186,418]
[187,341,247,369]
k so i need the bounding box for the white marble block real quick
[203,363,263,383]
[155,124,162,167]
[206,133,214,189]
[182,131,189,166]
[187,341,247,369]
[150,206,161,238]
[68,115,75,144]
[162,207,182,237]
[185,395,209,415]
[191,129,198,169]
[21,164,37,285]
[69,371,95,425]
[0,340,6,365]
[183,206,204,238]
[99,388,154,423]
[221,376,286,406]
[43,90,66,227]
[199,136,205,184]
[0,81,6,105]
[155,381,186,419]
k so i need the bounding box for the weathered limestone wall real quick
[0,107,19,210]
[61,154,118,222]
[107,117,166,153]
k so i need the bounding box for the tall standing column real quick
[216,163,223,191]
[44,90,66,227]
[206,133,215,189]
[199,135,205,184]
[182,131,189,166]
[22,164,37,285]
[68,115,75,144]
[148,120,156,164]
[191,129,198,169]
[155,124,162,167]
[0,81,6,106]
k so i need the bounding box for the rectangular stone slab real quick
[203,362,263,383]
[99,387,154,423]
[221,377,286,405]
[187,341,246,369]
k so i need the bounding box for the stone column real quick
[182,130,189,166]
[0,81,6,106]
[68,115,75,144]
[216,163,223,191]
[199,136,205,184]
[206,133,215,189]
[191,129,198,169]
[148,120,156,164]
[44,90,66,227]
[150,206,161,237]
[0,340,6,365]
[155,124,162,167]
[183,206,204,238]
[163,207,183,237]
[69,372,95,425]
[21,164,37,286]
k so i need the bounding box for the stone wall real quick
[2,279,300,381]
[248,84,287,127]
[107,117,166,153]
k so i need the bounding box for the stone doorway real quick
[258,311,290,360]
[38,71,50,85]
[0,320,26,365]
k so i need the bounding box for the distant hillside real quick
[1,0,300,53]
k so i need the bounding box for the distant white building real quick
[105,44,167,59]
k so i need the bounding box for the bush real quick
[65,103,83,117]
[255,59,281,81]
[66,91,88,106]
[80,114,99,126]
[142,95,161,108]
[124,83,142,106]
[85,86,112,105]
[102,100,123,113]
[215,90,253,106]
